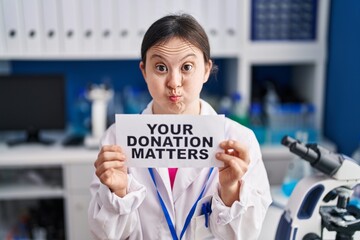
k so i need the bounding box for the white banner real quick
[116,114,225,168]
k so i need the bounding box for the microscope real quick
[275,136,360,240]
[84,83,113,148]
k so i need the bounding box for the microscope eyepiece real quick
[281,135,317,162]
[281,135,297,147]
[281,135,342,176]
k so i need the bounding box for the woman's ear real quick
[203,59,213,83]
[139,61,146,80]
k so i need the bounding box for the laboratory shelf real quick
[0,184,64,200]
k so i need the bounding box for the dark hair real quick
[141,13,217,74]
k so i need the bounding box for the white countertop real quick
[0,143,98,166]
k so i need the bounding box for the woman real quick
[88,13,272,240]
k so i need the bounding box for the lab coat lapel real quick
[172,168,202,202]
[151,168,176,213]
[150,168,203,203]
[156,167,173,196]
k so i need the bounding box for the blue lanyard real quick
[148,168,214,240]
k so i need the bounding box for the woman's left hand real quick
[215,140,250,206]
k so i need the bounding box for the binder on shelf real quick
[154,0,171,20]
[171,0,223,53]
[41,0,61,54]
[224,0,239,53]
[79,0,97,53]
[59,0,80,54]
[134,0,153,54]
[0,1,5,55]
[171,0,186,14]
[20,0,43,54]
[1,0,24,55]
[98,0,115,53]
[114,0,135,54]
[205,0,221,54]
[184,0,205,26]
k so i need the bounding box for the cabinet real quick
[0,145,97,240]
[63,163,94,240]
[0,1,330,182]
[0,0,330,128]
[236,0,330,132]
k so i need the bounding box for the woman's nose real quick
[167,70,182,89]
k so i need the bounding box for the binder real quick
[205,0,221,54]
[154,0,171,20]
[98,0,115,53]
[79,0,97,53]
[171,0,218,52]
[183,0,204,26]
[40,0,61,54]
[114,0,135,55]
[224,0,239,53]
[170,0,206,34]
[59,0,80,53]
[20,0,43,54]
[0,1,5,55]
[134,0,153,55]
[171,0,186,14]
[1,0,24,55]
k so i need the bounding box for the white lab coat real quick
[88,100,272,240]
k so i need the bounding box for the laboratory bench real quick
[0,141,290,240]
[0,142,98,240]
[0,138,344,240]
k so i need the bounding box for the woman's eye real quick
[156,64,167,72]
[182,64,193,72]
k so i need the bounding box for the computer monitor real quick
[0,74,66,146]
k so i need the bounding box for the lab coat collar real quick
[172,168,204,201]
[152,167,204,203]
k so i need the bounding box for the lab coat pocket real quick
[192,214,214,240]
[190,195,214,240]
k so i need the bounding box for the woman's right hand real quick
[94,145,128,197]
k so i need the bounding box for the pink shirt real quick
[168,168,178,189]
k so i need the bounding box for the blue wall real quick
[11,60,145,130]
[324,1,360,155]
[10,59,226,133]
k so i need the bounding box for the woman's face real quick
[140,37,212,115]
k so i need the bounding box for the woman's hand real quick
[216,140,250,206]
[94,145,128,197]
